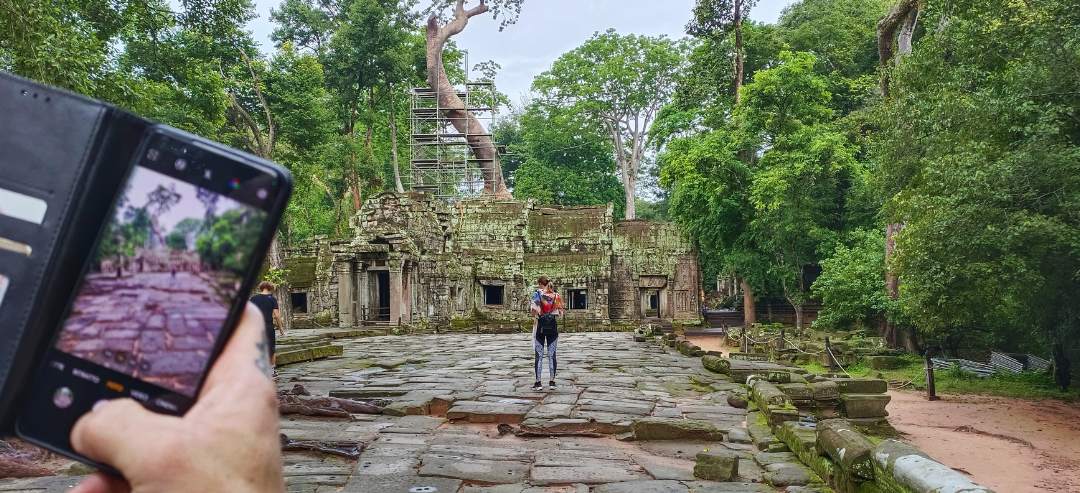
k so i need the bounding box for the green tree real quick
[504,101,624,216]
[196,208,266,274]
[534,30,684,219]
[165,218,204,251]
[739,51,858,331]
[687,0,760,104]
[873,0,1080,375]
[811,229,890,330]
[777,0,888,114]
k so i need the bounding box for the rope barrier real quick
[826,344,854,378]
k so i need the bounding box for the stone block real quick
[872,439,996,493]
[446,401,533,424]
[807,381,839,401]
[777,383,813,401]
[834,378,888,394]
[693,449,739,481]
[866,355,905,370]
[750,380,789,407]
[763,462,814,487]
[839,394,890,418]
[701,355,731,375]
[816,419,875,479]
[632,417,726,441]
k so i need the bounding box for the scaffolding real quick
[409,81,499,201]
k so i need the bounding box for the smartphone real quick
[15,125,292,465]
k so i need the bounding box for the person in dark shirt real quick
[250,281,284,365]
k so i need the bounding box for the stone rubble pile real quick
[646,331,996,493]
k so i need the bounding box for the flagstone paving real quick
[270,331,789,492]
[0,332,816,492]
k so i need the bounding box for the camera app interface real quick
[55,165,267,396]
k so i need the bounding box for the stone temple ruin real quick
[284,192,702,331]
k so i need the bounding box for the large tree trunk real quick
[740,277,756,327]
[733,0,744,104]
[877,0,919,96]
[879,0,919,349]
[624,172,637,220]
[425,3,510,198]
[389,89,405,193]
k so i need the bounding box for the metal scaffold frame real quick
[409,81,498,201]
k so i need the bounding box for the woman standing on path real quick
[531,277,563,391]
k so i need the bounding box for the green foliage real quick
[812,229,890,330]
[873,0,1080,354]
[800,354,1078,401]
[778,0,888,114]
[165,218,204,251]
[505,101,625,217]
[196,209,266,274]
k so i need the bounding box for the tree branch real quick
[877,0,919,96]
[240,50,275,157]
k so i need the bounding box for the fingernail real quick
[92,399,109,412]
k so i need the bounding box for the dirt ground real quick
[888,390,1080,492]
[685,335,732,356]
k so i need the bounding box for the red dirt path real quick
[888,390,1080,492]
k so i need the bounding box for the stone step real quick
[276,344,343,366]
[446,400,535,424]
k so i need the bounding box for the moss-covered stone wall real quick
[286,192,701,328]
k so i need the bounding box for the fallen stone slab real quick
[632,417,726,441]
[592,480,689,493]
[446,400,534,424]
[329,388,409,398]
[763,462,814,487]
[777,383,813,401]
[529,464,649,485]
[631,453,696,480]
[725,427,751,444]
[278,394,382,418]
[749,380,788,407]
[816,419,874,479]
[834,378,887,394]
[872,439,996,493]
[694,449,739,481]
[418,454,529,484]
[839,393,890,418]
[701,355,730,375]
[275,344,343,366]
[866,355,905,370]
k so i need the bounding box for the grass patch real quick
[797,354,1080,402]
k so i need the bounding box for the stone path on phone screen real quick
[0,332,817,492]
[54,271,229,396]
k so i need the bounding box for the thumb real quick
[71,399,181,472]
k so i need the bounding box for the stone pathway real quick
[0,332,819,492]
[55,271,231,396]
[272,332,787,492]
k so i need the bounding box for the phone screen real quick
[54,165,267,397]
[17,128,288,462]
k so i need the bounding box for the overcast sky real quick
[243,0,797,103]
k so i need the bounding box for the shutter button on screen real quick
[52,387,74,409]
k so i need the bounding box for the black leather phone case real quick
[0,71,290,434]
[0,72,151,433]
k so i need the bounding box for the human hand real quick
[70,303,284,493]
